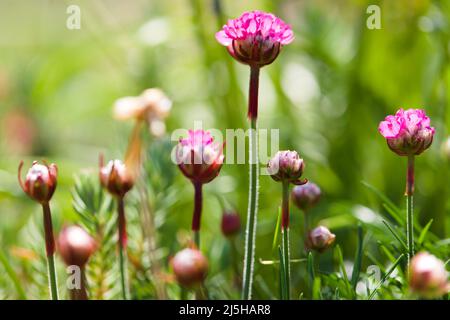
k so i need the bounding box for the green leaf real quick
[351,224,363,291]
[307,251,315,291]
[278,246,287,300]
[0,249,27,300]
[368,254,404,300]
[272,206,282,252]
[382,220,408,252]
[418,219,433,245]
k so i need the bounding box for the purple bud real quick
[172,248,208,288]
[18,161,58,204]
[306,226,336,253]
[291,182,321,211]
[267,150,306,184]
[221,210,241,237]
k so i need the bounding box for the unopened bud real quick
[267,150,306,185]
[221,210,241,237]
[18,161,57,204]
[57,225,96,267]
[172,248,208,287]
[306,226,336,253]
[99,158,134,198]
[291,182,321,211]
[409,252,449,298]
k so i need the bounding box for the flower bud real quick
[175,130,224,185]
[221,210,241,237]
[57,225,96,267]
[291,182,321,211]
[267,150,306,185]
[409,252,449,298]
[215,11,294,68]
[99,158,134,198]
[306,226,336,253]
[18,161,57,204]
[378,108,435,156]
[172,248,208,287]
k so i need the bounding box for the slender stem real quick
[117,197,129,300]
[281,182,290,299]
[42,203,58,300]
[248,67,260,119]
[405,155,415,266]
[69,266,88,300]
[192,182,203,248]
[242,117,259,300]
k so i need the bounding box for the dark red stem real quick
[42,202,55,257]
[405,155,415,196]
[248,66,260,120]
[191,182,203,231]
[118,197,127,249]
[69,267,88,300]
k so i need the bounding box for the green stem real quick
[281,182,291,299]
[118,197,129,300]
[406,155,415,266]
[281,228,290,300]
[242,117,259,300]
[42,203,58,300]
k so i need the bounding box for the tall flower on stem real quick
[99,157,134,299]
[57,225,96,300]
[216,10,294,300]
[176,130,224,248]
[18,160,59,300]
[268,150,307,299]
[378,108,435,266]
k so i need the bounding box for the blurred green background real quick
[0,0,449,299]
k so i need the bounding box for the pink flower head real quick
[215,10,294,67]
[409,252,449,298]
[176,130,224,185]
[378,108,435,156]
[267,150,307,185]
[58,225,96,267]
[306,226,336,253]
[18,160,58,204]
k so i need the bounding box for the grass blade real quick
[351,224,363,290]
[382,220,408,252]
[418,219,433,246]
[368,254,404,300]
[0,249,27,299]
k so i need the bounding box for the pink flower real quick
[215,10,294,67]
[267,150,306,185]
[58,225,96,267]
[409,252,449,298]
[99,158,134,198]
[378,108,435,156]
[306,226,336,253]
[176,130,224,185]
[18,161,58,204]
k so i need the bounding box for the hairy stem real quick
[42,203,58,300]
[405,155,415,266]
[192,182,203,248]
[242,117,259,300]
[281,182,291,299]
[117,197,129,300]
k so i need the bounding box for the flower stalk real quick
[192,182,203,248]
[281,181,290,299]
[406,155,415,266]
[42,202,58,300]
[242,116,259,300]
[117,197,129,300]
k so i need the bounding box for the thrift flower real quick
[176,130,224,185]
[172,248,208,288]
[99,158,134,198]
[58,225,96,267]
[267,150,306,185]
[306,226,336,253]
[378,108,435,156]
[216,10,294,68]
[18,161,57,205]
[291,181,321,211]
[409,252,449,299]
[175,130,224,246]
